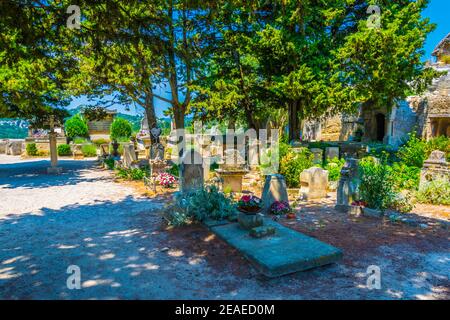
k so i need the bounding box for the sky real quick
[68,0,450,118]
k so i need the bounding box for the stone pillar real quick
[47,125,62,174]
[261,174,289,214]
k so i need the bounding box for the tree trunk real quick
[288,101,301,142]
[144,94,158,144]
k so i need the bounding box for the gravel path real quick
[0,155,448,299]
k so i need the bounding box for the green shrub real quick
[324,157,346,182]
[358,157,396,210]
[280,148,314,188]
[65,114,89,139]
[110,117,132,140]
[26,143,38,156]
[57,144,72,156]
[116,167,146,180]
[389,192,415,213]
[104,158,115,170]
[397,132,426,168]
[279,142,292,160]
[73,137,88,144]
[391,162,420,191]
[164,186,236,226]
[81,144,97,157]
[368,143,398,164]
[425,136,450,161]
[416,178,450,205]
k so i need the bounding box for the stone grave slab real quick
[211,218,342,277]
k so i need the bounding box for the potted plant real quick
[237,195,263,214]
[237,195,264,230]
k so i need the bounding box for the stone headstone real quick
[310,148,323,165]
[261,174,289,214]
[325,147,340,160]
[335,158,360,212]
[123,143,137,168]
[0,140,7,154]
[419,150,449,188]
[72,144,84,160]
[6,140,23,155]
[180,150,204,193]
[300,167,329,200]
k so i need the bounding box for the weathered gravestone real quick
[123,143,137,168]
[335,158,360,213]
[179,150,204,193]
[325,147,340,160]
[261,174,289,214]
[0,140,7,154]
[215,149,248,193]
[6,140,23,155]
[420,150,449,188]
[300,167,329,200]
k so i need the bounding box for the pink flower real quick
[241,195,251,203]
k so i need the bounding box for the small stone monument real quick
[180,149,204,193]
[261,174,289,214]
[0,140,6,154]
[72,144,84,160]
[149,127,165,160]
[310,148,323,165]
[111,140,120,159]
[6,140,23,155]
[215,149,248,193]
[335,158,360,212]
[420,150,449,188]
[300,167,329,200]
[325,147,340,160]
[123,143,137,168]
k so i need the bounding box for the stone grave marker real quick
[180,149,204,193]
[335,158,360,212]
[300,167,329,200]
[123,143,137,168]
[261,174,289,214]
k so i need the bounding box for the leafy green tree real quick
[110,117,132,140]
[0,1,77,123]
[65,114,89,138]
[335,0,440,114]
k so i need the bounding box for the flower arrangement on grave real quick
[155,172,177,188]
[237,195,262,214]
[270,201,292,216]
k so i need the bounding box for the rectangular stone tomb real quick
[211,219,342,277]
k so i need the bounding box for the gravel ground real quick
[0,155,448,300]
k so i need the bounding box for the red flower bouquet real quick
[155,172,177,188]
[237,195,262,214]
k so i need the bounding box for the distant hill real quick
[0,119,29,139]
[0,108,177,139]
